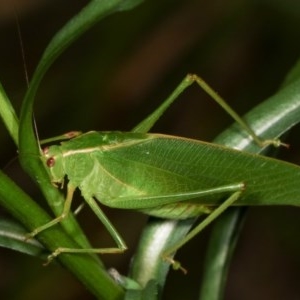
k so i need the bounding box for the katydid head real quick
[41,145,65,185]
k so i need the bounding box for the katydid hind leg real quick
[190,75,285,148]
[132,75,194,133]
[132,74,283,147]
[162,189,244,273]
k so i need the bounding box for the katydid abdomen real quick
[43,131,300,222]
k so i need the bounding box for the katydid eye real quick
[47,157,55,167]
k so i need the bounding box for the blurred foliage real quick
[0,0,300,299]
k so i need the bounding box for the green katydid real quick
[27,74,299,273]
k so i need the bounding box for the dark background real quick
[0,0,300,299]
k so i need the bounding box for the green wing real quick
[69,132,300,207]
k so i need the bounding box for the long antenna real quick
[14,9,41,148]
[14,10,29,88]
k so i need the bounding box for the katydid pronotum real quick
[27,74,299,273]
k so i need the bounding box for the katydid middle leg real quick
[26,183,127,263]
[25,183,77,240]
[46,195,127,264]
